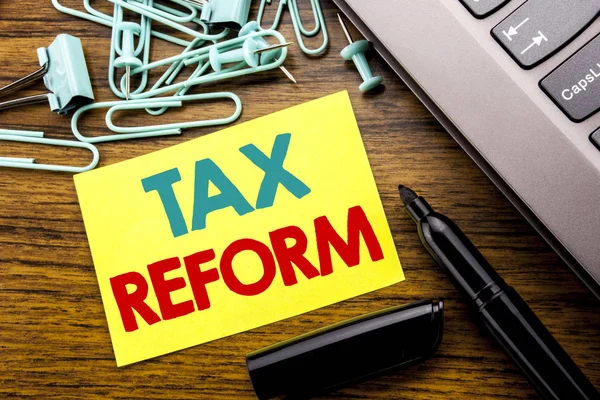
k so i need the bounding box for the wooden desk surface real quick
[1,1,599,399]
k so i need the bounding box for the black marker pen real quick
[399,185,599,400]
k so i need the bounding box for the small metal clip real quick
[0,34,94,115]
[0,130,99,173]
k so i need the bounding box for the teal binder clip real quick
[337,14,383,93]
[0,34,94,114]
[71,92,242,143]
[257,0,328,55]
[200,0,252,30]
[0,129,99,173]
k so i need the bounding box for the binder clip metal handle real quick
[0,34,94,115]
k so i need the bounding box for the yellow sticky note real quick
[74,91,404,366]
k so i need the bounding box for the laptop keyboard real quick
[491,0,600,68]
[459,0,510,18]
[459,0,600,142]
[591,128,600,149]
[540,35,600,122]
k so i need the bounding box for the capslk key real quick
[492,0,600,69]
[540,34,600,122]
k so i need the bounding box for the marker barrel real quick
[405,196,600,399]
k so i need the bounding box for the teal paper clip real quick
[106,0,230,42]
[126,29,288,99]
[51,0,228,47]
[257,0,328,55]
[71,92,242,143]
[135,0,201,24]
[0,34,94,115]
[199,0,252,30]
[143,38,213,116]
[0,130,99,173]
[106,2,221,99]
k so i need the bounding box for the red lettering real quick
[183,249,220,310]
[148,257,195,321]
[315,205,384,275]
[220,238,276,296]
[269,225,319,286]
[110,272,161,332]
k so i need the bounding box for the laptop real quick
[332,0,600,297]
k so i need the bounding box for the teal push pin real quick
[209,35,293,73]
[114,22,143,100]
[209,37,259,72]
[238,21,296,83]
[337,14,382,93]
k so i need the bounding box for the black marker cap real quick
[246,299,444,399]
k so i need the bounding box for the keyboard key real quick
[540,34,600,122]
[492,0,600,69]
[459,0,510,18]
[590,128,600,151]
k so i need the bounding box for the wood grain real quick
[1,1,599,399]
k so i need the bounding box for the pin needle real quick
[279,66,297,84]
[125,65,130,100]
[252,42,297,83]
[337,13,354,44]
[252,42,294,54]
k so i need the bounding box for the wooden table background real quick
[1,1,599,399]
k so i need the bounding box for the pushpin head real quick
[239,21,260,37]
[113,22,143,69]
[359,76,384,92]
[114,55,143,69]
[208,46,223,72]
[238,22,281,66]
[340,39,383,93]
[340,39,370,60]
[242,38,260,68]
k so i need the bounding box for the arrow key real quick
[492,0,600,69]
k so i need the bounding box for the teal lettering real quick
[239,133,311,209]
[191,159,254,231]
[142,168,188,238]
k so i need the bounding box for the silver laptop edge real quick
[333,0,600,298]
